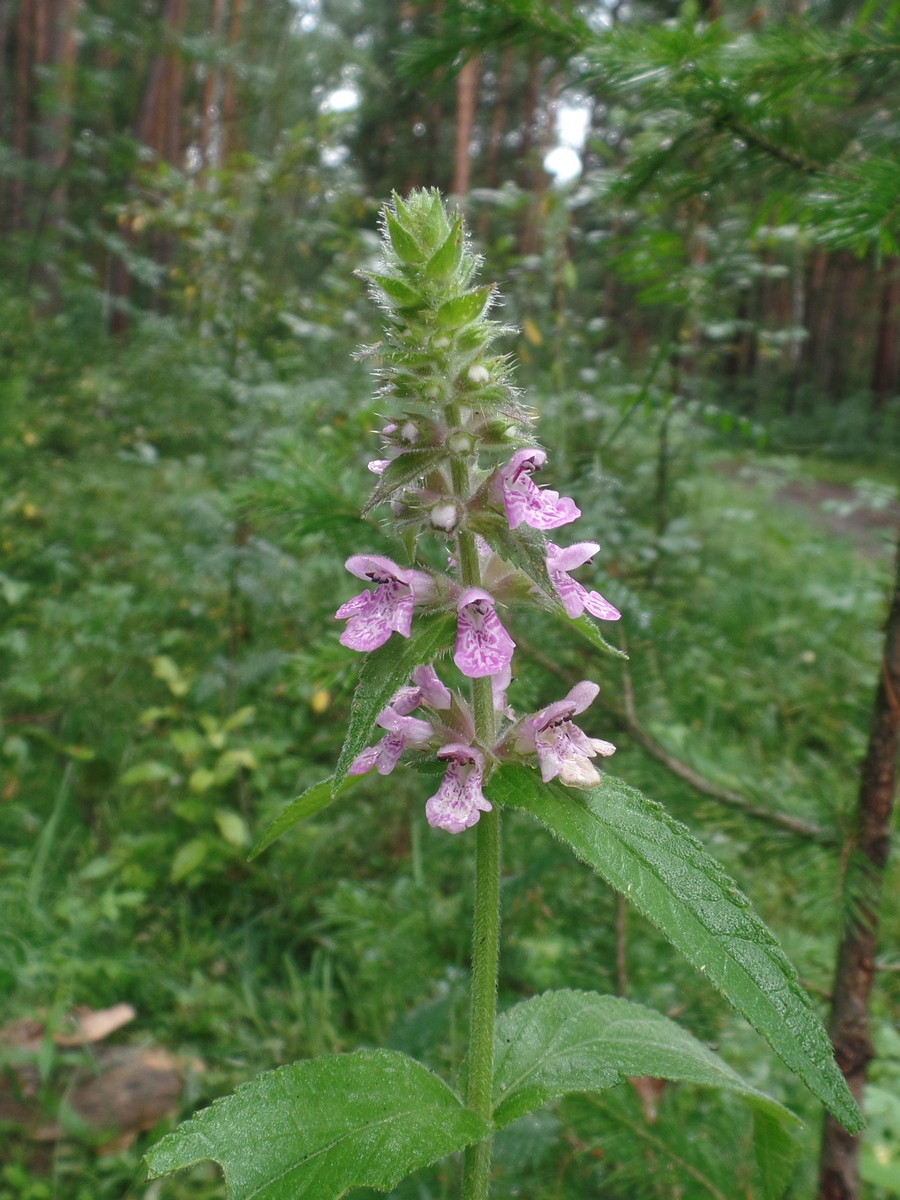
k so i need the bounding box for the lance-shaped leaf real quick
[334,611,456,793]
[468,508,553,593]
[484,766,862,1134]
[385,211,424,265]
[562,611,627,659]
[249,774,364,859]
[425,217,464,282]
[491,989,800,1199]
[363,447,449,515]
[437,286,493,329]
[145,1049,489,1200]
[365,273,424,308]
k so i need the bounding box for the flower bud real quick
[467,364,490,384]
[430,503,459,531]
[449,433,473,455]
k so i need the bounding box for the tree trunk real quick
[10,0,34,229]
[451,54,481,198]
[872,259,900,408]
[200,0,228,173]
[111,0,188,333]
[221,0,245,162]
[818,530,900,1200]
[485,46,512,187]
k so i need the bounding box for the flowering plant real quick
[146,191,860,1200]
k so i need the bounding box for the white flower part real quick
[401,421,420,443]
[467,364,490,384]
[430,503,459,531]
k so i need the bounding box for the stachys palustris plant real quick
[146,191,861,1200]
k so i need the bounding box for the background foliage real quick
[1,0,899,1197]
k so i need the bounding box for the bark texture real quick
[818,530,900,1200]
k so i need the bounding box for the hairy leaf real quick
[491,989,796,1127]
[366,273,424,308]
[491,989,800,1198]
[564,611,627,659]
[363,447,449,515]
[425,217,464,282]
[485,765,862,1133]
[385,212,424,264]
[249,775,362,859]
[334,612,457,792]
[145,1049,489,1200]
[437,286,493,329]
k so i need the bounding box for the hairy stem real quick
[453,459,501,1200]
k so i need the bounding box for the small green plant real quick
[144,190,860,1200]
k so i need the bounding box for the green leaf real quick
[249,774,362,859]
[214,809,249,847]
[485,766,862,1134]
[144,1049,489,1200]
[564,612,628,659]
[366,273,424,308]
[386,212,424,265]
[491,989,797,1128]
[425,218,464,281]
[334,612,457,793]
[491,989,800,1199]
[363,447,449,515]
[467,509,553,593]
[121,760,173,785]
[170,837,207,882]
[437,286,493,329]
[753,1104,803,1199]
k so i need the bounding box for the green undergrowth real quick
[0,324,896,1198]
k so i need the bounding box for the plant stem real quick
[452,453,501,1200]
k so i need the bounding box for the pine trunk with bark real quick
[818,531,900,1200]
[872,258,900,408]
[451,54,481,198]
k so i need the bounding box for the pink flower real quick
[454,588,515,679]
[410,664,453,709]
[546,542,621,621]
[349,704,435,776]
[425,744,492,834]
[336,555,433,652]
[491,663,513,718]
[495,449,580,531]
[367,459,391,475]
[514,681,615,788]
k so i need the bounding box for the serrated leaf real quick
[249,774,362,859]
[484,765,862,1134]
[425,218,464,281]
[437,287,493,329]
[386,212,424,265]
[363,447,449,515]
[144,1049,489,1200]
[491,990,800,1192]
[334,612,457,793]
